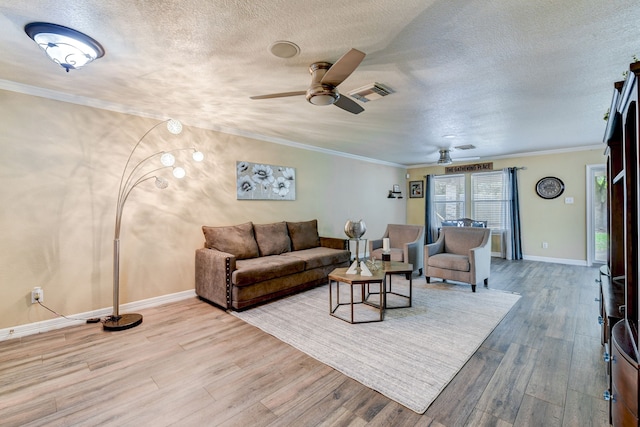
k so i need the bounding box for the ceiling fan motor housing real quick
[438,149,453,165]
[306,62,339,105]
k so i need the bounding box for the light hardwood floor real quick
[0,259,608,426]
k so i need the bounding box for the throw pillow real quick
[202,222,259,260]
[254,222,291,256]
[287,219,320,251]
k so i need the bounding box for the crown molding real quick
[0,79,405,169]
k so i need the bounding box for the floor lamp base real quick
[103,313,143,331]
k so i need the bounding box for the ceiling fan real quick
[250,48,366,114]
[432,148,480,165]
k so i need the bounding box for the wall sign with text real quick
[445,162,493,174]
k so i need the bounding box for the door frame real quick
[586,163,606,266]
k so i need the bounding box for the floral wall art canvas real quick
[236,161,296,200]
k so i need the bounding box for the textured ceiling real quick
[0,0,638,166]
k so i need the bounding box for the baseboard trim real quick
[0,254,588,341]
[522,255,587,266]
[0,289,197,341]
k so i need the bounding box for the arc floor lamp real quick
[104,119,204,331]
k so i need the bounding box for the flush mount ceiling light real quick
[24,22,105,72]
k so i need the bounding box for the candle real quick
[383,238,390,252]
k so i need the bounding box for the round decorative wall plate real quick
[535,176,565,199]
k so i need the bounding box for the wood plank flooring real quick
[0,259,609,426]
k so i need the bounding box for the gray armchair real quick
[369,224,425,276]
[424,227,491,292]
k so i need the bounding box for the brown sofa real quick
[195,219,350,310]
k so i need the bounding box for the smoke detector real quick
[348,82,394,103]
[268,41,300,58]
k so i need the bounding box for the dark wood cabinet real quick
[601,267,627,424]
[604,62,640,426]
[612,321,639,426]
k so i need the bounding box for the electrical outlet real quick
[31,287,43,304]
[542,242,548,249]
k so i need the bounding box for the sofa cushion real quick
[202,222,259,260]
[427,253,470,272]
[233,256,306,286]
[287,219,320,251]
[283,246,351,269]
[254,222,291,256]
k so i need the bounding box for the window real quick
[432,171,508,230]
[471,171,507,230]
[433,174,465,227]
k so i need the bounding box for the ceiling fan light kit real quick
[307,92,338,105]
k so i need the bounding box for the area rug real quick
[232,279,521,413]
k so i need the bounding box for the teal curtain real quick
[507,167,523,259]
[424,175,437,244]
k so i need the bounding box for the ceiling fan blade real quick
[250,91,306,100]
[334,95,364,114]
[321,48,366,87]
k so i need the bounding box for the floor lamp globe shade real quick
[160,152,175,166]
[155,177,169,189]
[192,151,204,162]
[173,167,186,178]
[166,119,182,134]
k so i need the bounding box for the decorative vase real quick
[344,219,367,272]
[344,219,367,239]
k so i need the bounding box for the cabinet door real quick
[612,382,638,427]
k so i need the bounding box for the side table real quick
[329,267,385,323]
[365,261,413,309]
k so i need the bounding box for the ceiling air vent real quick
[348,82,394,103]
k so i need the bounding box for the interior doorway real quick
[586,164,607,266]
